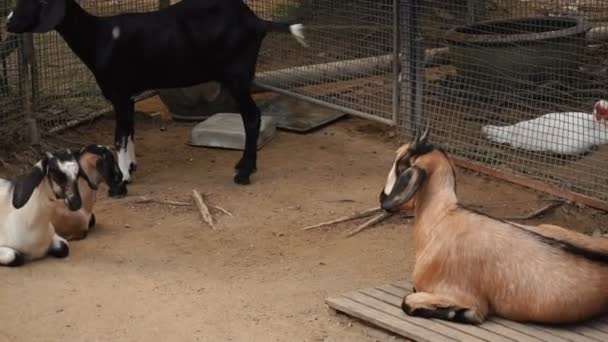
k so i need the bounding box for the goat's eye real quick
[51,171,67,185]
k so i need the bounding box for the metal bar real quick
[391,0,400,125]
[413,37,424,130]
[253,82,395,126]
[400,0,420,137]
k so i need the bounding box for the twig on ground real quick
[499,200,565,220]
[191,190,217,230]
[131,196,192,206]
[346,211,395,237]
[301,207,381,231]
[210,205,233,217]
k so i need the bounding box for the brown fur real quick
[384,142,608,324]
[51,153,102,240]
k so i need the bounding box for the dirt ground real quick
[1,96,607,342]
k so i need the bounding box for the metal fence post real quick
[391,0,400,126]
[399,0,423,139]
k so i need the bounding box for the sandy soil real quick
[0,96,606,342]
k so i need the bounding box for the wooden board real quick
[326,281,608,342]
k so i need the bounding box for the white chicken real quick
[482,100,608,155]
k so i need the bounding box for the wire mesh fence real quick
[398,0,608,204]
[249,0,399,124]
[0,0,607,205]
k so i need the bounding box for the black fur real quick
[5,251,25,267]
[458,204,608,265]
[11,161,46,209]
[7,0,304,188]
[88,213,96,229]
[401,298,478,324]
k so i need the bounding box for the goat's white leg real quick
[402,291,488,324]
[47,234,69,258]
[127,134,137,173]
[0,246,25,267]
[112,96,136,184]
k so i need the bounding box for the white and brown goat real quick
[380,129,608,324]
[0,150,93,266]
[52,145,124,241]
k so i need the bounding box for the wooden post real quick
[18,33,39,146]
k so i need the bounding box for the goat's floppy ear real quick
[74,150,98,191]
[12,160,47,209]
[78,167,98,190]
[380,166,426,212]
[32,0,66,33]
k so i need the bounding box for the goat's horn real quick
[420,118,431,143]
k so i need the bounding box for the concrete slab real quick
[189,113,277,151]
[259,95,347,133]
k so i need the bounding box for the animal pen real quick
[1,0,608,208]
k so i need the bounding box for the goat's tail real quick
[263,20,308,48]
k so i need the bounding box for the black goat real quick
[7,0,307,192]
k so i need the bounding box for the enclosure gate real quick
[250,0,401,126]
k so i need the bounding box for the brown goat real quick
[52,145,124,240]
[379,128,608,325]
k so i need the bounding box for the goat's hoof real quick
[108,182,128,198]
[234,160,257,173]
[6,251,25,267]
[49,241,69,258]
[401,299,414,315]
[88,213,96,228]
[233,173,251,185]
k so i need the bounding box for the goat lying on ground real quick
[52,145,124,241]
[6,0,307,192]
[379,128,608,324]
[0,150,92,266]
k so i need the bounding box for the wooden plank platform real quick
[326,281,608,342]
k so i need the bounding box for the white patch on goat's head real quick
[383,144,411,196]
[112,26,121,40]
[57,159,79,181]
[6,11,13,21]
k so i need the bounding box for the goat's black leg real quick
[48,233,70,258]
[401,292,487,325]
[111,95,136,188]
[224,81,261,185]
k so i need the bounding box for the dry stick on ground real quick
[121,196,233,217]
[346,210,403,237]
[191,190,217,231]
[211,205,234,217]
[304,199,566,236]
[133,197,192,207]
[301,207,382,231]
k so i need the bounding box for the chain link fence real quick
[398,0,608,205]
